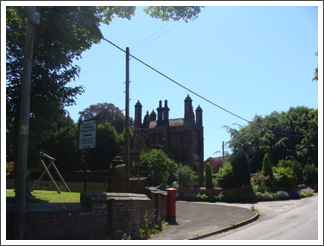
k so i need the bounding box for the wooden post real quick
[52,164,71,192]
[84,149,88,192]
[31,153,71,193]
[30,159,54,192]
[40,158,61,193]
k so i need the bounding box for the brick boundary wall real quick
[6,188,167,240]
[177,187,254,196]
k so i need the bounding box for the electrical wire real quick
[131,20,183,53]
[131,21,172,51]
[75,21,318,139]
[80,20,180,76]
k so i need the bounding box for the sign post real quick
[78,119,97,192]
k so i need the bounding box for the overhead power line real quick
[80,20,181,76]
[76,21,318,139]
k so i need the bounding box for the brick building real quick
[121,95,205,186]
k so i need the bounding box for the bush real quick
[208,157,225,173]
[289,190,301,199]
[173,163,197,188]
[140,149,177,186]
[177,192,257,203]
[299,188,314,197]
[230,149,251,187]
[276,191,290,200]
[278,159,303,185]
[204,162,213,188]
[302,164,318,184]
[272,166,296,189]
[251,171,271,192]
[215,161,236,188]
[262,153,273,180]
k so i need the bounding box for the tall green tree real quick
[204,162,213,188]
[261,153,273,180]
[231,149,251,187]
[41,111,83,172]
[87,122,122,171]
[78,102,131,134]
[223,107,318,172]
[6,6,99,171]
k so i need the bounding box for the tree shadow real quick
[6,195,50,204]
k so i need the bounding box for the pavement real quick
[150,201,259,240]
[150,196,317,240]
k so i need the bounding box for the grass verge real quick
[6,189,81,203]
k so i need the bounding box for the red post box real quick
[166,188,177,223]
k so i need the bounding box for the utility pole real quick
[222,141,225,159]
[13,6,39,240]
[125,47,130,192]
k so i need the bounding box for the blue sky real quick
[2,2,322,161]
[66,4,321,159]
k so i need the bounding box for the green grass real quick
[6,189,81,203]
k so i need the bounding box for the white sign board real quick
[79,120,97,150]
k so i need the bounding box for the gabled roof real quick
[148,118,184,128]
[169,118,184,127]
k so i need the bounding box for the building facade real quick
[121,95,205,186]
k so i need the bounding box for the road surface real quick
[203,194,320,241]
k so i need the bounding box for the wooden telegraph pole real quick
[13,6,40,239]
[125,47,130,192]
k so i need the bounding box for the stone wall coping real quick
[111,164,125,168]
[80,192,151,202]
[144,187,168,197]
[177,187,253,190]
[6,203,88,213]
[129,177,148,181]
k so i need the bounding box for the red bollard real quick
[166,188,178,223]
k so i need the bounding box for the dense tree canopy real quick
[41,111,83,172]
[6,6,203,172]
[6,6,99,170]
[78,103,129,134]
[87,122,122,171]
[223,106,318,172]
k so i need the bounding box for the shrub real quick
[299,188,314,197]
[176,192,257,203]
[230,149,251,187]
[256,192,274,201]
[171,181,179,188]
[173,163,197,188]
[215,161,236,188]
[276,191,290,200]
[302,164,318,184]
[208,157,225,173]
[204,162,213,188]
[289,190,301,199]
[251,171,271,192]
[272,166,296,189]
[278,159,303,185]
[140,149,177,186]
[262,153,273,180]
[212,178,217,188]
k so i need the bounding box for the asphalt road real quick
[202,194,320,241]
